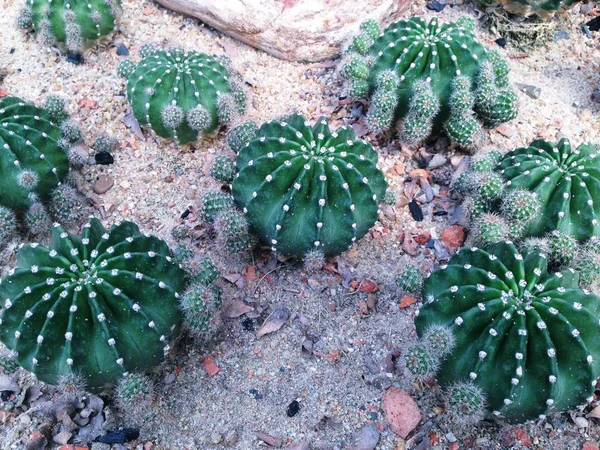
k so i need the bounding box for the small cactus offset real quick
[227,121,258,153]
[192,257,219,286]
[395,264,424,294]
[210,155,236,184]
[19,0,122,52]
[180,283,221,335]
[342,16,517,147]
[0,218,187,392]
[445,382,487,427]
[403,343,439,381]
[497,138,600,241]
[474,0,581,19]
[200,191,234,224]
[116,373,151,407]
[231,114,387,257]
[119,47,246,144]
[415,241,600,423]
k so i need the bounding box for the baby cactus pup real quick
[232,114,387,257]
[422,324,456,359]
[0,354,20,374]
[303,249,326,273]
[180,283,221,335]
[121,47,246,144]
[403,343,439,381]
[416,241,600,423]
[200,191,234,223]
[395,264,424,294]
[548,230,578,266]
[214,208,254,253]
[0,207,17,249]
[342,16,517,147]
[227,121,258,154]
[192,258,219,286]
[474,0,581,19]
[473,213,511,247]
[0,218,186,391]
[116,372,150,408]
[210,155,237,184]
[19,0,122,52]
[497,139,600,240]
[445,382,486,426]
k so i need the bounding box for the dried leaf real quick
[222,299,254,318]
[358,280,378,293]
[257,304,290,338]
[587,405,600,419]
[123,112,145,140]
[222,272,245,289]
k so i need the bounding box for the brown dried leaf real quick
[257,304,290,338]
[123,112,145,140]
[587,405,600,419]
[222,299,255,318]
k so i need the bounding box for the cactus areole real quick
[497,138,600,241]
[0,219,186,391]
[0,96,70,211]
[231,114,387,257]
[415,241,600,422]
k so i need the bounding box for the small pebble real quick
[426,1,445,12]
[516,83,541,100]
[408,200,424,221]
[95,151,114,165]
[554,30,570,41]
[93,175,114,195]
[66,53,84,65]
[287,400,300,417]
[574,417,588,429]
[97,428,140,444]
[495,37,506,48]
[116,43,130,56]
[210,432,222,444]
[592,86,600,104]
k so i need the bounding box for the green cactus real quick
[92,134,118,154]
[192,257,219,286]
[0,354,20,374]
[214,208,254,253]
[497,139,600,241]
[0,96,72,214]
[395,264,424,294]
[200,191,234,223]
[180,283,221,335]
[548,230,578,266]
[170,225,188,241]
[474,0,581,18]
[226,121,258,154]
[403,343,439,381]
[473,213,511,247]
[19,0,122,52]
[231,114,387,257]
[422,324,456,359]
[0,218,187,392]
[120,47,246,144]
[210,155,236,184]
[0,207,17,249]
[342,16,517,147]
[116,373,150,407]
[445,381,487,426]
[572,238,600,289]
[415,241,600,423]
[303,249,326,273]
[49,184,92,228]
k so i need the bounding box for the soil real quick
[0,0,600,449]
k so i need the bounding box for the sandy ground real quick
[1,0,600,449]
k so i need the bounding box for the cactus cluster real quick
[180,283,222,336]
[18,0,122,52]
[474,0,581,19]
[119,46,246,144]
[341,16,517,147]
[231,114,387,257]
[0,218,187,392]
[415,241,600,423]
[0,96,87,238]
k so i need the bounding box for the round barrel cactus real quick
[342,16,517,147]
[231,114,387,257]
[474,0,581,18]
[415,241,600,423]
[119,47,246,144]
[18,0,122,52]
[497,138,600,241]
[0,218,186,392]
[1,96,71,212]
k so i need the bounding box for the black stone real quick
[408,200,424,221]
[116,43,130,56]
[97,428,139,444]
[10,48,15,54]
[1,391,12,401]
[495,37,507,48]
[249,388,263,400]
[66,53,84,65]
[94,151,114,165]
[287,400,300,417]
[426,2,445,12]
[587,16,600,32]
[180,209,191,219]
[241,317,255,331]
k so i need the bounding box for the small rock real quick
[440,225,465,252]
[592,86,600,104]
[587,16,600,32]
[97,429,139,444]
[94,151,114,165]
[408,200,424,221]
[515,83,541,100]
[402,235,420,256]
[583,442,600,450]
[574,417,588,429]
[426,1,445,11]
[91,444,111,450]
[54,432,73,445]
[116,43,129,56]
[495,37,507,48]
[256,432,282,447]
[26,430,48,450]
[201,355,220,377]
[288,443,310,450]
[427,153,447,170]
[287,400,300,417]
[66,53,84,65]
[210,432,222,444]
[353,424,380,450]
[554,30,570,41]
[495,123,516,138]
[382,387,421,438]
[93,175,114,195]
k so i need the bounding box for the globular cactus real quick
[403,343,439,381]
[0,207,17,249]
[227,121,258,154]
[116,373,150,407]
[0,96,84,235]
[210,155,236,184]
[548,230,578,266]
[200,191,234,223]
[119,47,246,144]
[445,381,487,427]
[192,257,219,286]
[18,0,122,52]
[0,354,20,374]
[303,249,326,273]
[474,0,581,19]
[572,238,600,289]
[49,184,92,228]
[0,218,187,392]
[342,16,517,147]
[497,139,600,241]
[395,265,424,294]
[214,208,254,254]
[472,213,511,247]
[231,114,387,257]
[179,284,221,335]
[415,241,600,423]
[56,371,88,403]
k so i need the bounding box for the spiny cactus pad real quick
[474,0,581,19]
[497,138,600,240]
[342,16,517,147]
[415,241,600,422]
[231,114,387,257]
[123,48,245,144]
[21,0,121,52]
[0,218,186,391]
[0,96,71,212]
